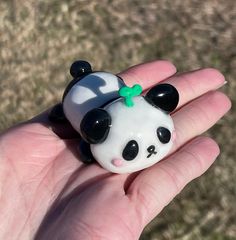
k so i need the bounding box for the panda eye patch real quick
[157,127,171,144]
[122,140,139,161]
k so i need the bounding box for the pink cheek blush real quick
[172,130,177,142]
[111,159,124,167]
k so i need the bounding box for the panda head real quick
[80,83,179,173]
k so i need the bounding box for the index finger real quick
[118,60,177,89]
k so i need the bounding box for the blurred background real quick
[0,0,235,239]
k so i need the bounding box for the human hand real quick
[0,61,231,240]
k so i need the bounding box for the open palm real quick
[0,61,231,240]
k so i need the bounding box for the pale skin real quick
[0,61,231,240]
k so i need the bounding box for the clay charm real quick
[49,60,179,174]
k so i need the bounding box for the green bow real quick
[119,84,143,107]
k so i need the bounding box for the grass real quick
[0,0,235,239]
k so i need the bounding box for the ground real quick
[0,0,235,239]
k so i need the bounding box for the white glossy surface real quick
[91,97,174,173]
[63,72,125,134]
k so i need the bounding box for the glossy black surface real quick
[62,61,93,100]
[70,60,92,78]
[80,108,111,144]
[122,140,139,161]
[157,127,171,144]
[48,103,67,123]
[78,140,96,164]
[145,84,179,113]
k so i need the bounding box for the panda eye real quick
[122,140,139,161]
[157,127,171,144]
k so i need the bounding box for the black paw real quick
[49,103,68,123]
[78,140,96,164]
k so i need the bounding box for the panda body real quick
[51,60,179,174]
[63,71,125,135]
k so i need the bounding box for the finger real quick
[125,90,231,224]
[126,137,220,224]
[118,60,177,89]
[172,91,231,150]
[61,68,224,140]
[164,68,226,108]
[121,91,229,159]
[142,68,226,109]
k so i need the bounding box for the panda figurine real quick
[49,60,179,174]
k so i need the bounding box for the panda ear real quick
[145,84,179,113]
[80,108,111,144]
[70,60,92,78]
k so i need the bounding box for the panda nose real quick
[147,145,157,158]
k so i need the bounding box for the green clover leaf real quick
[119,84,143,107]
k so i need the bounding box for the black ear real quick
[62,60,93,101]
[145,84,179,113]
[80,108,111,144]
[70,60,92,78]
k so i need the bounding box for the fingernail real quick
[217,80,228,88]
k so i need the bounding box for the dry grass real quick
[0,0,235,239]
